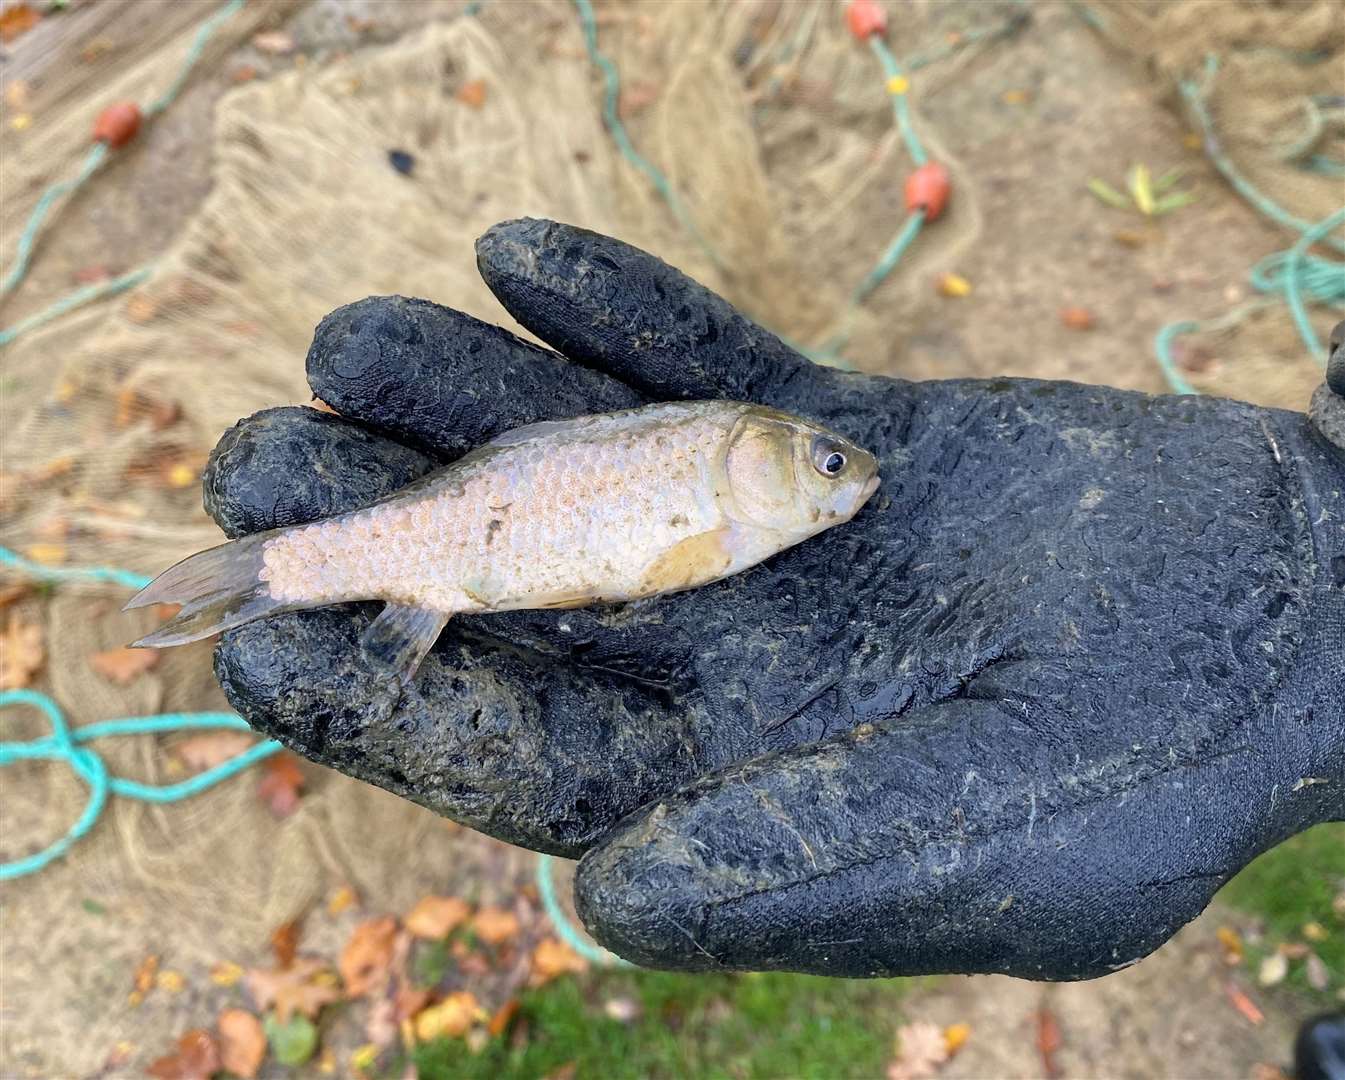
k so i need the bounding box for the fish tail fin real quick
[125,532,292,648]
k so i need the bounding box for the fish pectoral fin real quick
[360,603,450,685]
[639,528,735,594]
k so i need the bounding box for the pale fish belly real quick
[259,409,732,613]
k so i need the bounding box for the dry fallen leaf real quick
[210,961,244,987]
[252,30,296,54]
[489,998,521,1037]
[456,78,487,108]
[0,584,31,610]
[1059,306,1095,331]
[217,1008,266,1079]
[471,906,521,946]
[1258,951,1288,987]
[175,731,255,772]
[1036,1007,1062,1080]
[0,612,43,689]
[887,1021,949,1080]
[529,937,587,988]
[618,79,660,117]
[247,958,341,1023]
[0,3,41,45]
[1305,952,1330,991]
[329,884,359,916]
[936,272,972,298]
[147,1029,219,1080]
[414,991,484,1041]
[541,1063,578,1080]
[1217,925,1245,964]
[271,919,302,969]
[405,895,470,940]
[257,753,305,817]
[156,970,185,993]
[943,1022,971,1056]
[89,646,159,685]
[22,542,64,565]
[603,996,640,1023]
[1251,1066,1292,1080]
[1226,983,1264,1025]
[341,916,399,997]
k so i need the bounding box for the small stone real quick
[388,149,415,176]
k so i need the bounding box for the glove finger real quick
[475,218,839,411]
[205,406,436,539]
[306,294,643,459]
[215,607,709,856]
[575,696,1255,980]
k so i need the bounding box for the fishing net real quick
[0,0,1338,1072]
[1084,0,1345,407]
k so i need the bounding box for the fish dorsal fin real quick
[361,603,450,684]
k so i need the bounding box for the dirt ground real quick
[1,0,1338,1076]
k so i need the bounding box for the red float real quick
[905,161,951,222]
[93,102,142,149]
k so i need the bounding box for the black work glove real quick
[205,219,1345,980]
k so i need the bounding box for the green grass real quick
[1218,822,1345,1002]
[415,969,914,1080]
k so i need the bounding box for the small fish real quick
[127,402,879,682]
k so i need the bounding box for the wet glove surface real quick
[207,219,1345,980]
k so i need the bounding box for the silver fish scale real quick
[260,402,744,613]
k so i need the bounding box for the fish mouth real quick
[861,474,881,500]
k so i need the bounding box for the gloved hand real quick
[205,219,1345,980]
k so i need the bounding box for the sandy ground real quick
[1,0,1336,1076]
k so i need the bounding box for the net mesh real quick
[0,0,1340,1071]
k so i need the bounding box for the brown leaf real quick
[147,1030,219,1080]
[1226,983,1264,1025]
[541,1064,577,1080]
[0,612,44,689]
[618,79,660,118]
[406,895,471,940]
[1036,1008,1062,1080]
[217,1008,266,1079]
[1059,306,1095,331]
[252,30,295,54]
[1217,925,1245,965]
[257,753,305,817]
[488,999,521,1037]
[88,646,159,685]
[1304,952,1330,991]
[887,1021,949,1080]
[176,731,255,771]
[129,954,160,1007]
[341,916,398,997]
[414,991,483,1041]
[247,958,340,1022]
[528,938,587,988]
[271,919,302,968]
[0,584,31,610]
[456,78,487,108]
[231,64,259,84]
[471,906,520,946]
[0,3,41,45]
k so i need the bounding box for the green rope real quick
[868,36,928,166]
[0,545,281,881]
[535,854,631,968]
[0,689,280,881]
[0,266,153,348]
[0,0,244,342]
[571,0,723,271]
[1153,53,1345,395]
[0,545,153,590]
[1180,55,1345,256]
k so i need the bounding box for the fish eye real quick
[811,436,847,477]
